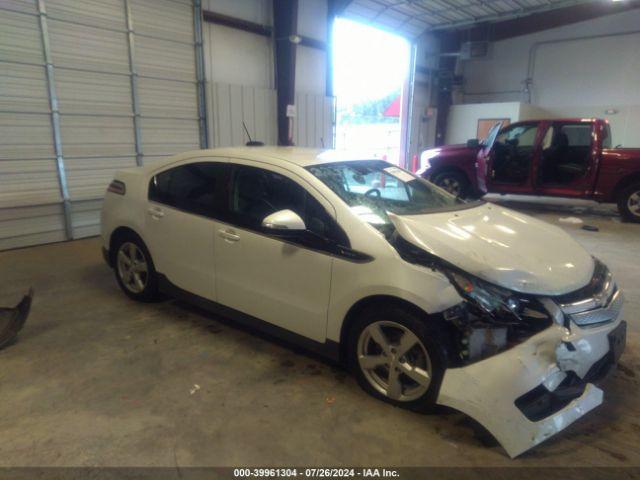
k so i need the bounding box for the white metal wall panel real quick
[208,82,277,147]
[55,69,132,115]
[0,63,49,113]
[140,118,200,157]
[135,35,195,82]
[45,0,126,30]
[0,5,67,247]
[71,198,103,238]
[292,92,335,148]
[138,77,198,119]
[0,0,202,249]
[0,8,43,64]
[0,204,67,251]
[131,0,194,43]
[134,1,199,159]
[48,19,129,74]
[47,10,135,239]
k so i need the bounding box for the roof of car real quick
[140,146,381,173]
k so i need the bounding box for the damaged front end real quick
[392,234,626,457]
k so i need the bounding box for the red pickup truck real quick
[418,118,640,222]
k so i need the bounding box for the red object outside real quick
[410,155,419,172]
[383,96,401,117]
[417,118,640,204]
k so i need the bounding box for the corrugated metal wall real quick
[207,83,334,149]
[208,82,277,147]
[0,0,201,250]
[292,92,335,149]
[1,0,335,250]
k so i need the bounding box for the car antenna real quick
[243,121,264,147]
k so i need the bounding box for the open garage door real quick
[0,0,202,250]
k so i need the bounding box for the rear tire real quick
[432,170,471,198]
[112,233,161,302]
[617,182,640,223]
[347,304,449,413]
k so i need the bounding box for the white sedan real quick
[101,147,626,457]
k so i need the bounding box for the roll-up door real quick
[0,0,203,250]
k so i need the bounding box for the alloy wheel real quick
[116,242,149,294]
[628,191,640,218]
[357,321,432,402]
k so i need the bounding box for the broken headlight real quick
[445,269,521,316]
[440,268,553,364]
[390,234,553,363]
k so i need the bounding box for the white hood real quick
[389,203,594,296]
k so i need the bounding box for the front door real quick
[144,160,229,301]
[214,162,337,342]
[535,121,597,198]
[480,122,541,195]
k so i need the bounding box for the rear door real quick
[145,159,229,301]
[535,121,598,198]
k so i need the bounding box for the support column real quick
[124,0,143,166]
[273,0,298,146]
[193,0,209,148]
[400,43,417,168]
[37,0,73,240]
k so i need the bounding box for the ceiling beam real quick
[449,0,640,41]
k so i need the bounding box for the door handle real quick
[218,229,240,242]
[147,207,165,219]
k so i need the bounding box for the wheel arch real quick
[338,295,435,365]
[429,166,478,197]
[108,226,147,266]
[612,171,640,202]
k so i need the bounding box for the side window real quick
[558,123,592,147]
[230,165,348,246]
[602,123,612,149]
[495,124,538,148]
[148,162,227,217]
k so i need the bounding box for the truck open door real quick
[475,122,502,193]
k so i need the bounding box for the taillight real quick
[107,180,126,195]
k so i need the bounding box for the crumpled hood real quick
[389,203,594,296]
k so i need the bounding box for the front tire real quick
[617,182,640,223]
[113,233,160,302]
[432,170,470,198]
[348,304,448,412]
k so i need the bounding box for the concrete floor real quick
[0,200,639,467]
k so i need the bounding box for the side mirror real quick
[466,138,480,148]
[261,209,306,232]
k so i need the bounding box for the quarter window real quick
[148,162,227,217]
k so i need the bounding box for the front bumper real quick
[436,317,626,458]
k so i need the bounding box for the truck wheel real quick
[617,182,640,223]
[432,170,470,198]
[348,304,449,413]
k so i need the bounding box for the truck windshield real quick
[307,160,480,233]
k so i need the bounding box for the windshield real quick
[307,160,478,234]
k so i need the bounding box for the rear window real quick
[149,162,227,217]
